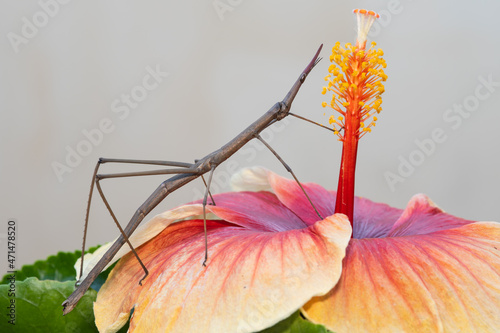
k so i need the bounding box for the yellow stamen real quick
[320,9,386,139]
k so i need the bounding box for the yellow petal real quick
[302,222,500,332]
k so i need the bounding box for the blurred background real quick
[1,0,499,273]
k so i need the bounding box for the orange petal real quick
[94,214,351,333]
[78,188,310,280]
[302,221,500,332]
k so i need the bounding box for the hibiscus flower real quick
[75,8,500,333]
[81,166,499,332]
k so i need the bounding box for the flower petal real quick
[197,191,308,232]
[76,204,210,281]
[231,167,403,237]
[94,214,352,333]
[388,194,474,237]
[77,189,309,281]
[231,166,336,225]
[352,195,403,239]
[269,173,336,225]
[302,221,500,332]
[230,166,274,192]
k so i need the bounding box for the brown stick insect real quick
[62,44,333,314]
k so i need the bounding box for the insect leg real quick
[200,174,216,206]
[99,157,193,168]
[78,158,197,282]
[201,166,216,267]
[254,134,323,220]
[95,177,149,284]
[289,112,344,134]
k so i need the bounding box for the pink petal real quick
[388,194,474,237]
[94,214,352,333]
[200,191,308,231]
[230,167,402,236]
[352,195,404,239]
[267,172,336,225]
[303,221,500,332]
[230,166,336,225]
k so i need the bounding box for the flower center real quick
[321,9,387,227]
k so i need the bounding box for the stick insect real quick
[63,44,331,314]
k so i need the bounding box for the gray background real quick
[1,0,499,273]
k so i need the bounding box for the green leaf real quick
[0,277,98,333]
[0,247,128,332]
[0,246,114,292]
[1,251,81,284]
[256,310,332,333]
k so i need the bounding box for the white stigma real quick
[353,9,380,47]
